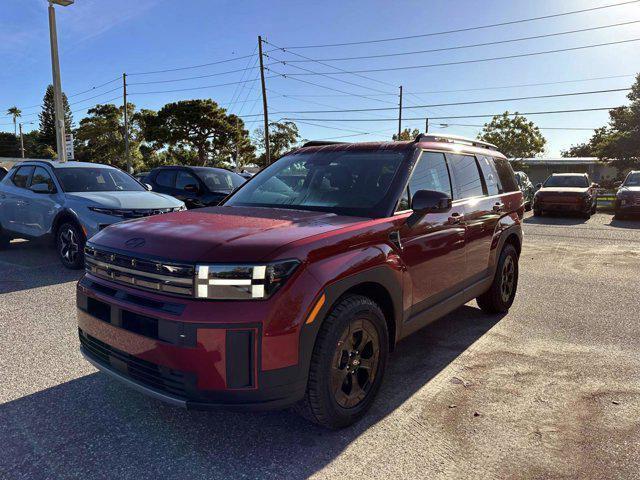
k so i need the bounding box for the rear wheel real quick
[477,243,519,314]
[56,222,85,269]
[295,295,388,429]
[524,201,532,212]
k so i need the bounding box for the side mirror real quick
[407,190,452,228]
[535,183,542,191]
[30,183,55,194]
[144,183,153,191]
[184,183,199,193]
[591,183,600,189]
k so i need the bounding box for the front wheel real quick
[533,208,542,217]
[295,295,388,429]
[477,243,519,314]
[57,222,85,269]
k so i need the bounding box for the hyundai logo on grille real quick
[125,237,146,248]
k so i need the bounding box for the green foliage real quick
[142,99,240,166]
[253,121,300,166]
[478,112,546,158]
[6,106,21,136]
[74,103,142,170]
[392,128,420,141]
[38,84,73,154]
[0,132,20,157]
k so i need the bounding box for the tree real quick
[39,84,73,154]
[392,128,420,141]
[226,114,256,171]
[561,73,640,173]
[253,121,300,166]
[478,112,546,158]
[74,103,142,170]
[142,99,237,166]
[0,132,20,157]
[6,106,21,137]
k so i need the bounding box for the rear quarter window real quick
[493,157,519,192]
[477,155,501,195]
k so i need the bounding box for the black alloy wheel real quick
[477,243,519,314]
[57,222,85,269]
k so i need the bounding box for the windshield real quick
[193,168,245,192]
[543,175,589,188]
[56,168,145,193]
[224,149,408,216]
[623,173,640,187]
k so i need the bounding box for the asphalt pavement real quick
[1,212,639,479]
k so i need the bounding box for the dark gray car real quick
[0,160,185,268]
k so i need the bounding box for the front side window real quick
[543,175,589,188]
[12,166,34,189]
[225,149,408,217]
[175,171,199,191]
[31,167,56,191]
[155,170,176,188]
[409,151,452,201]
[193,168,245,192]
[56,168,145,193]
[448,154,485,199]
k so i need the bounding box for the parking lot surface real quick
[1,212,639,479]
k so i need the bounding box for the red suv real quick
[77,134,523,428]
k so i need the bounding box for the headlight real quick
[195,259,300,300]
[88,206,119,216]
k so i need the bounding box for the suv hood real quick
[538,187,589,194]
[619,186,640,194]
[66,191,182,209]
[89,206,366,262]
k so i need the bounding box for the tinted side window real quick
[31,167,56,191]
[176,171,199,190]
[154,170,176,188]
[493,157,519,192]
[447,154,485,199]
[408,152,452,201]
[12,166,34,189]
[477,155,502,195]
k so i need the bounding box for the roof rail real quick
[414,133,498,151]
[301,140,350,148]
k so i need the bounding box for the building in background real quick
[510,157,617,185]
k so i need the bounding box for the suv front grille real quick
[85,246,194,297]
[79,329,194,398]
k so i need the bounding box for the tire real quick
[582,210,591,220]
[614,211,626,220]
[477,243,519,314]
[56,222,85,269]
[295,294,389,429]
[524,201,532,212]
[533,208,542,217]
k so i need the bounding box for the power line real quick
[273,0,640,49]
[127,65,259,86]
[275,38,640,76]
[276,20,640,62]
[282,106,619,122]
[129,77,270,95]
[127,52,257,76]
[270,87,631,114]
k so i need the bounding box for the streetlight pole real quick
[47,1,73,162]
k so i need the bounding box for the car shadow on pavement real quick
[608,217,640,229]
[0,240,82,294]
[523,213,588,226]
[0,306,502,479]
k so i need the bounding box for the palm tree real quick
[7,106,21,137]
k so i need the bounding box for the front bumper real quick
[77,275,313,410]
[535,200,590,213]
[615,198,640,214]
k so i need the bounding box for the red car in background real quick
[77,134,523,428]
[615,170,640,219]
[533,173,598,218]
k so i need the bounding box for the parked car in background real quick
[0,166,8,181]
[0,160,185,268]
[133,171,149,182]
[514,171,534,211]
[533,173,598,218]
[77,133,523,428]
[614,170,640,219]
[238,170,254,179]
[145,165,245,208]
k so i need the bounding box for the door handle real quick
[492,202,504,213]
[448,212,463,224]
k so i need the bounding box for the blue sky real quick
[1,0,639,155]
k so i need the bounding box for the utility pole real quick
[48,2,67,162]
[122,72,131,173]
[425,118,429,133]
[398,85,403,138]
[258,35,271,165]
[235,116,240,172]
[19,123,25,158]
